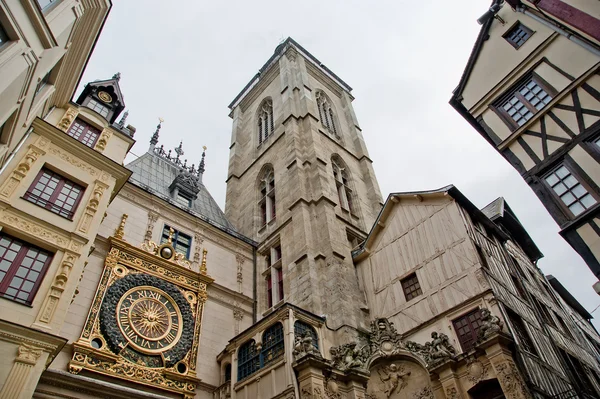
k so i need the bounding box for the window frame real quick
[257,99,274,146]
[452,308,483,352]
[258,167,276,227]
[507,309,538,355]
[542,163,598,218]
[86,98,111,119]
[23,167,85,220]
[66,118,101,148]
[176,191,193,207]
[503,22,533,49]
[237,340,260,381]
[492,73,557,131]
[0,233,53,305]
[160,225,192,259]
[294,320,319,351]
[401,273,423,301]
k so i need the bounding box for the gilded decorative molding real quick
[200,249,208,275]
[16,343,43,365]
[0,145,44,199]
[94,129,112,152]
[58,107,78,132]
[114,214,128,240]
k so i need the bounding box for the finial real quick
[198,146,206,177]
[114,214,128,240]
[118,110,129,127]
[175,141,184,159]
[167,227,175,244]
[200,248,208,275]
[113,72,121,81]
[149,117,163,149]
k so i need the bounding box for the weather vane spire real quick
[198,146,207,181]
[149,117,163,150]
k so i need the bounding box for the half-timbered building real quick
[450,0,600,291]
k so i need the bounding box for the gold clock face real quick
[98,91,112,103]
[117,286,183,354]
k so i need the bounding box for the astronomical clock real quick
[69,217,213,398]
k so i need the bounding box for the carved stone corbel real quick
[38,253,79,324]
[94,129,112,152]
[58,107,78,132]
[78,181,109,233]
[0,145,45,199]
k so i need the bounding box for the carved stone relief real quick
[476,309,502,343]
[494,361,531,399]
[58,107,78,132]
[366,360,431,399]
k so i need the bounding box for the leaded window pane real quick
[294,321,319,350]
[545,165,596,217]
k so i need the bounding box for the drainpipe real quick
[516,5,600,57]
[252,247,257,323]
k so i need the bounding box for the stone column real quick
[341,369,370,399]
[0,343,44,399]
[434,361,464,399]
[483,335,531,399]
[294,354,328,398]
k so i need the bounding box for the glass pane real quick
[580,194,597,208]
[545,174,559,186]
[571,184,587,198]
[569,202,585,216]
[561,192,576,205]
[553,183,567,196]
[556,166,569,179]
[563,175,578,188]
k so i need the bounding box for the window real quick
[0,22,9,48]
[224,364,231,382]
[507,309,537,355]
[176,192,192,207]
[161,225,192,258]
[266,274,273,308]
[66,118,101,147]
[555,314,574,340]
[495,75,554,130]
[545,165,596,216]
[36,0,57,11]
[316,91,337,135]
[258,99,274,145]
[401,273,422,301]
[511,275,527,298]
[237,340,259,381]
[532,298,556,328]
[237,324,285,381]
[86,99,110,119]
[261,323,284,366]
[294,321,319,351]
[332,156,354,213]
[475,244,489,268]
[24,168,84,219]
[276,267,283,303]
[259,166,276,226]
[504,23,533,49]
[453,308,483,351]
[0,234,53,305]
[35,71,51,97]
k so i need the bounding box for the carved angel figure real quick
[377,363,411,398]
[293,331,318,360]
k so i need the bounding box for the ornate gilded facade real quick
[0,5,600,399]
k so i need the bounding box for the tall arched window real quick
[237,340,259,381]
[294,320,319,351]
[258,99,274,145]
[332,156,353,213]
[259,166,276,226]
[316,91,337,136]
[261,323,284,366]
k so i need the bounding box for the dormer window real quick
[176,191,192,207]
[87,98,110,118]
[67,118,101,148]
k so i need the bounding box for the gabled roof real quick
[126,151,236,234]
[76,74,126,124]
[229,37,353,109]
[481,197,543,262]
[353,185,510,259]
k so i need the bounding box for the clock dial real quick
[117,286,183,354]
[98,91,112,103]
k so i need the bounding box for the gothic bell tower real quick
[225,38,383,329]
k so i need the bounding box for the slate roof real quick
[126,150,236,232]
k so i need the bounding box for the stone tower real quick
[225,38,383,329]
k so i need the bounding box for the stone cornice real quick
[0,319,67,355]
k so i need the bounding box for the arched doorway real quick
[468,379,505,399]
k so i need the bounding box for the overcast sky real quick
[78,0,600,326]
